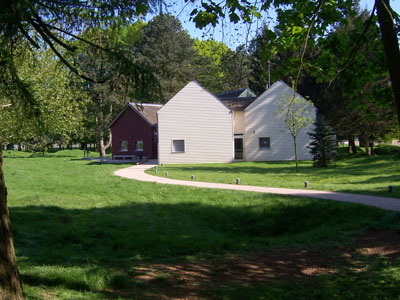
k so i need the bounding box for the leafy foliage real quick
[311,9,397,147]
[1,49,88,150]
[193,39,250,93]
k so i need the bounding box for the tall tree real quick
[0,104,24,300]
[0,1,155,298]
[189,0,400,126]
[0,46,89,298]
[134,14,200,102]
[376,0,400,125]
[311,8,397,151]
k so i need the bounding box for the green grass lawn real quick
[3,149,400,299]
[147,147,400,198]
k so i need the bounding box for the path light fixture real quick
[236,178,240,184]
[160,162,163,167]
[304,181,309,188]
[388,185,393,193]
[191,175,195,180]
[155,167,158,173]
[165,172,168,177]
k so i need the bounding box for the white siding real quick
[233,111,245,134]
[158,81,234,164]
[244,81,315,161]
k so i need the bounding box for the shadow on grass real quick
[350,174,400,185]
[11,201,400,299]
[11,201,387,265]
[205,257,400,300]
[13,200,398,264]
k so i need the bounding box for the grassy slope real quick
[3,150,400,299]
[148,148,400,198]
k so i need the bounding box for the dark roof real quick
[219,97,257,111]
[216,87,257,98]
[108,103,163,128]
[216,87,257,111]
[129,103,163,126]
[216,87,248,98]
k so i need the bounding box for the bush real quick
[374,144,400,156]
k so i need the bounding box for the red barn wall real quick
[110,108,157,159]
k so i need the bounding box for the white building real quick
[244,81,315,161]
[157,80,315,164]
[157,81,234,164]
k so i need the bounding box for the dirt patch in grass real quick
[115,229,400,300]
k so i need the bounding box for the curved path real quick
[114,160,400,212]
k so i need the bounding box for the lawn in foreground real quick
[3,150,400,299]
[148,147,400,198]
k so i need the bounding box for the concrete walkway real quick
[114,160,400,212]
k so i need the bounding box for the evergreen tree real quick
[308,115,337,167]
[134,14,198,102]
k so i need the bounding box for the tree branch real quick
[45,24,110,52]
[16,23,40,49]
[329,2,377,86]
[30,20,107,83]
[294,0,325,91]
[286,0,325,125]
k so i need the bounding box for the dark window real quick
[120,141,128,151]
[136,140,143,151]
[259,137,270,149]
[172,140,185,153]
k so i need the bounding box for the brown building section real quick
[109,103,162,159]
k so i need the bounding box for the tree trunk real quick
[293,136,299,172]
[98,134,106,158]
[369,142,375,156]
[359,134,368,148]
[376,0,400,126]
[362,134,372,156]
[348,136,357,154]
[98,131,112,158]
[0,147,24,300]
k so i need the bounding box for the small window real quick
[153,130,158,142]
[259,137,270,149]
[136,140,143,151]
[172,140,185,153]
[120,141,128,152]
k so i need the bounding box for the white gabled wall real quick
[244,81,315,161]
[158,81,234,164]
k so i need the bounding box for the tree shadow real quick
[9,199,399,299]
[350,174,400,185]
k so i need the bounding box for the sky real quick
[154,0,400,49]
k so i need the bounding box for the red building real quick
[109,103,163,160]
